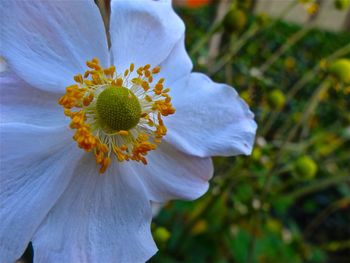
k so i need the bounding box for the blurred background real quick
[18,0,350,262]
[151,0,350,262]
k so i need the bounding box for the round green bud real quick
[154,227,171,243]
[267,89,286,110]
[294,156,318,179]
[256,13,269,26]
[252,148,262,161]
[96,86,141,132]
[334,0,350,10]
[329,59,350,83]
[224,9,247,32]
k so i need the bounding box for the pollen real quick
[58,58,175,174]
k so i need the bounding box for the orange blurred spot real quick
[188,0,210,7]
[174,0,210,8]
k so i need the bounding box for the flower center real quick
[58,58,175,174]
[96,86,141,132]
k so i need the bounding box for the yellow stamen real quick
[58,58,175,174]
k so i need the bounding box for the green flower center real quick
[96,85,141,133]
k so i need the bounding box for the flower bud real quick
[251,147,262,161]
[329,59,350,84]
[224,9,247,32]
[154,227,171,244]
[334,0,350,10]
[267,89,286,110]
[294,156,318,179]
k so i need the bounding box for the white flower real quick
[0,0,257,262]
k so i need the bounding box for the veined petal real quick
[129,142,213,203]
[32,155,157,263]
[0,123,81,263]
[0,0,109,93]
[165,73,257,157]
[110,0,184,70]
[0,70,65,126]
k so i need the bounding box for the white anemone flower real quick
[0,0,257,262]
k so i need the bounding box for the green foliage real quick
[151,2,350,263]
[334,0,350,10]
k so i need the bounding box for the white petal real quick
[0,123,81,263]
[128,142,213,203]
[165,73,257,157]
[110,0,184,71]
[0,70,65,126]
[159,35,193,85]
[32,155,157,263]
[0,0,109,93]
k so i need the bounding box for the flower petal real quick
[129,142,213,203]
[0,0,109,93]
[165,73,257,157]
[0,123,81,263]
[0,70,65,126]
[32,155,157,263]
[110,0,184,70]
[159,35,193,85]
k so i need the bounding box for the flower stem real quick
[261,43,350,137]
[285,175,350,200]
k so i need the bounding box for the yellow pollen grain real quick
[152,66,161,74]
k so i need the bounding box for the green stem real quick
[189,20,223,57]
[209,0,300,78]
[170,162,243,251]
[303,197,350,238]
[259,25,312,75]
[279,78,330,146]
[285,175,350,200]
[300,85,333,139]
[262,43,350,137]
[209,25,259,76]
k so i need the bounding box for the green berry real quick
[329,59,350,83]
[154,227,171,243]
[334,0,350,10]
[267,89,286,110]
[294,156,318,179]
[224,9,247,32]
